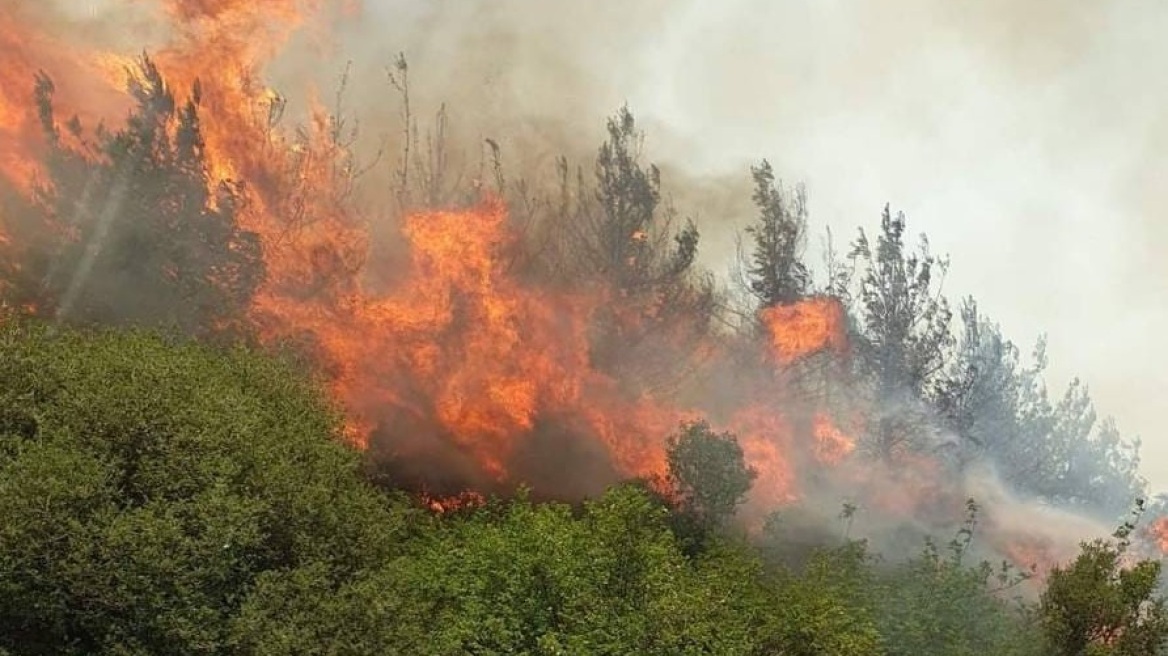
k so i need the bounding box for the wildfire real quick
[731,407,801,508]
[0,0,1095,582]
[0,1,868,512]
[0,0,858,517]
[0,4,128,194]
[997,536,1053,582]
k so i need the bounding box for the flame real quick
[761,296,848,365]
[0,5,127,195]
[0,0,863,512]
[997,535,1056,582]
[1148,517,1168,554]
[730,406,800,508]
[812,413,856,464]
[422,490,487,515]
[292,200,597,468]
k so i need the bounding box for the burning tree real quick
[3,57,264,337]
[553,105,719,398]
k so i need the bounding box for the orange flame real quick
[812,413,856,464]
[422,490,487,515]
[997,536,1056,583]
[0,5,128,195]
[761,296,848,365]
[1148,517,1168,554]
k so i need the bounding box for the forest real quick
[0,20,1167,656]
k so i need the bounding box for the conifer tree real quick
[742,159,810,308]
[19,56,263,337]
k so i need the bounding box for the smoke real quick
[961,463,1112,561]
[6,0,1158,576]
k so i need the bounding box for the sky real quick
[61,0,1168,491]
[626,0,1168,491]
[669,1,1168,492]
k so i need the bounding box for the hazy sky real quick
[619,0,1168,491]
[630,1,1168,490]
[649,0,1168,492]
[59,0,1168,491]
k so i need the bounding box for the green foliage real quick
[1040,538,1168,655]
[854,502,1042,656]
[764,541,885,655]
[237,486,772,656]
[871,546,1039,655]
[13,56,264,337]
[0,315,408,654]
[390,487,697,655]
[666,419,757,528]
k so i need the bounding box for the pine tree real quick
[852,205,953,459]
[592,104,698,294]
[22,56,263,337]
[741,159,810,308]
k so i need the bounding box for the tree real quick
[1041,382,1145,518]
[852,205,953,460]
[591,105,699,295]
[936,307,1143,517]
[545,106,718,397]
[739,159,810,309]
[13,56,263,337]
[0,314,408,654]
[666,420,757,529]
[1040,538,1168,655]
[931,299,1049,479]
